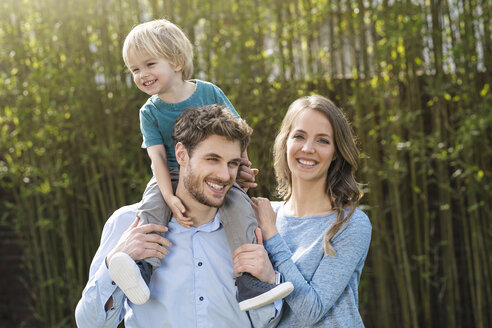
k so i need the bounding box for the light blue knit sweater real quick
[264,202,372,327]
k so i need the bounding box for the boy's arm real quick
[146,145,174,202]
[146,145,192,226]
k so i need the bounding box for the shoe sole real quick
[239,281,294,311]
[108,252,150,305]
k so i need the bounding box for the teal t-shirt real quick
[139,79,238,168]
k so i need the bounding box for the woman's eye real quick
[319,139,330,144]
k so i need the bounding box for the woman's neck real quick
[285,179,333,217]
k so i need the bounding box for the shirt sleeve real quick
[213,84,239,117]
[140,104,164,148]
[263,213,372,326]
[75,206,138,327]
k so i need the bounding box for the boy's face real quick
[126,50,183,97]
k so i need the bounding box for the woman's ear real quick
[332,151,337,162]
[175,142,189,166]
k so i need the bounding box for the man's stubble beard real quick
[183,165,231,208]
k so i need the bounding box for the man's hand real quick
[106,217,172,266]
[166,195,193,228]
[236,158,259,192]
[232,228,276,284]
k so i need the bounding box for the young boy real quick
[108,19,293,311]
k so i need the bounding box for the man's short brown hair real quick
[173,105,252,156]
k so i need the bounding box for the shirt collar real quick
[169,211,223,233]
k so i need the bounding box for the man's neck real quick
[176,184,218,227]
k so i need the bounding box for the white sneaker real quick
[108,252,150,304]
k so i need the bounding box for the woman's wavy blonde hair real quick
[273,95,363,255]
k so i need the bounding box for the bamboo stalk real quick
[275,0,287,80]
[336,0,347,98]
[285,1,296,79]
[402,2,433,325]
[328,1,336,77]
[479,0,491,73]
[385,110,419,328]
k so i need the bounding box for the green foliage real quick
[1,0,490,327]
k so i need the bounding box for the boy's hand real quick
[167,195,193,228]
[236,158,259,192]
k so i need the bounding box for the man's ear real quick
[175,142,189,166]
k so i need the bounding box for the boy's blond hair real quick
[122,19,193,80]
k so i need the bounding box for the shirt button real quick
[111,281,116,285]
[198,262,203,267]
[199,296,204,301]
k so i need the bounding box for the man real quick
[75,105,285,327]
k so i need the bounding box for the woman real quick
[234,95,372,327]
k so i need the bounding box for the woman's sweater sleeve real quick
[264,214,371,325]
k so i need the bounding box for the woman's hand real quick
[233,228,276,284]
[251,197,278,241]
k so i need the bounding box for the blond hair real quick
[122,19,193,80]
[273,95,362,255]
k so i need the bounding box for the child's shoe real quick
[236,272,294,311]
[109,252,150,305]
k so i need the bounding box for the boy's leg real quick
[219,185,294,311]
[136,172,177,268]
[220,184,258,275]
[109,169,179,304]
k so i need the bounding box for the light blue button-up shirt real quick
[75,203,281,328]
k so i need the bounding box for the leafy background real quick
[0,0,490,327]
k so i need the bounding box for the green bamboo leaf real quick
[480,84,489,97]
